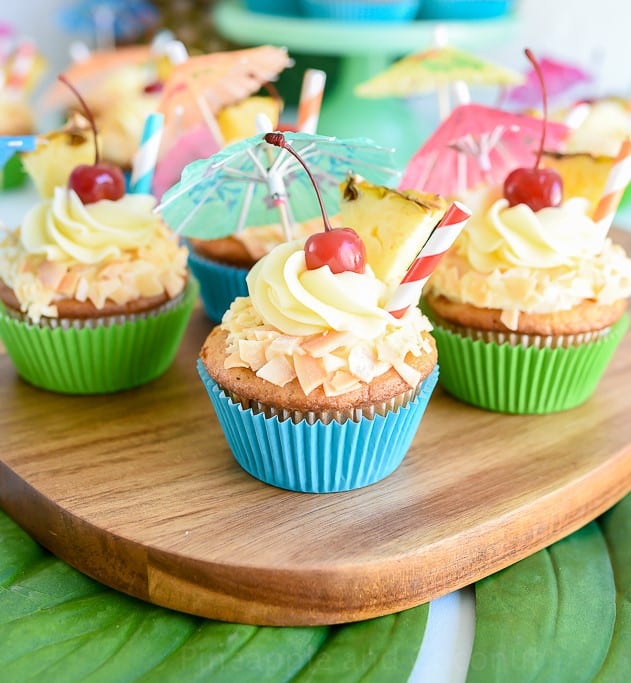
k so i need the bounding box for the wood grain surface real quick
[1,231,631,627]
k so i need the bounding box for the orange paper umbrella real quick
[42,44,155,108]
[157,45,293,138]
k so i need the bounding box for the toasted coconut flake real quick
[256,355,297,386]
[37,261,67,290]
[224,352,249,369]
[302,330,355,357]
[238,339,267,371]
[293,353,328,395]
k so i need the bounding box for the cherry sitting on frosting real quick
[68,163,126,204]
[263,132,366,274]
[59,75,126,204]
[503,49,563,212]
[503,166,562,212]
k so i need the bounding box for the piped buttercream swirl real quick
[428,195,631,327]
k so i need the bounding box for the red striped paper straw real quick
[296,69,326,134]
[5,39,37,93]
[592,138,631,236]
[387,201,471,319]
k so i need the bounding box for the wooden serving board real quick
[2,231,631,627]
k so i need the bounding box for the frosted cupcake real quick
[0,94,195,394]
[197,136,447,492]
[423,186,631,413]
[199,238,439,493]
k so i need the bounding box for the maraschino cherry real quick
[503,49,563,212]
[263,132,366,274]
[59,75,126,204]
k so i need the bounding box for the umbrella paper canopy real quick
[157,46,293,137]
[504,56,592,108]
[400,103,570,196]
[43,44,155,108]
[157,131,400,240]
[355,46,523,99]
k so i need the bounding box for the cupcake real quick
[0,120,195,395]
[197,167,448,493]
[423,185,631,413]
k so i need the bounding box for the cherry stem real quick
[58,74,99,165]
[524,48,547,170]
[264,132,333,232]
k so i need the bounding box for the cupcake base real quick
[187,248,248,323]
[197,360,439,493]
[429,313,629,414]
[0,280,198,395]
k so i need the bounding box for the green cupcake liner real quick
[0,280,198,394]
[430,314,629,414]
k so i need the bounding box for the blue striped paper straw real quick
[130,112,164,194]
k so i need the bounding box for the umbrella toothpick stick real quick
[187,82,225,148]
[255,113,294,241]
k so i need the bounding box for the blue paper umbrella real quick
[57,0,159,45]
[0,136,37,168]
[157,132,401,240]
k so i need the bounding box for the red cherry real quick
[502,49,563,212]
[58,75,126,204]
[305,227,366,274]
[263,132,366,274]
[69,163,126,204]
[504,167,563,211]
[143,80,163,94]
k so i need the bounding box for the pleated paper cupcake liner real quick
[197,360,439,493]
[223,384,421,425]
[187,248,249,323]
[0,280,198,395]
[430,314,629,414]
[425,308,612,348]
[2,289,187,328]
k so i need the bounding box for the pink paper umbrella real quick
[151,124,221,200]
[505,57,592,108]
[400,103,570,196]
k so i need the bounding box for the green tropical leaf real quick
[0,511,428,683]
[468,494,630,683]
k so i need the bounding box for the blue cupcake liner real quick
[245,0,301,15]
[418,0,512,20]
[299,0,421,21]
[197,360,439,493]
[187,248,249,323]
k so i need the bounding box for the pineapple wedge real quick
[21,113,100,199]
[541,151,614,213]
[340,175,448,289]
[217,96,282,145]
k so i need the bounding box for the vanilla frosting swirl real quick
[461,197,606,271]
[246,239,396,339]
[22,188,160,263]
[428,195,631,324]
